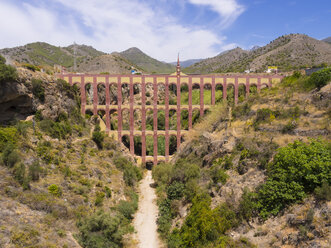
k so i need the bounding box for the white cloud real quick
[0,0,243,62]
[188,0,245,27]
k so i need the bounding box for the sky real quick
[0,0,330,62]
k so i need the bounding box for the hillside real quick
[184,34,331,73]
[153,68,331,247]
[170,59,203,68]
[0,42,105,69]
[322,37,331,44]
[120,47,175,74]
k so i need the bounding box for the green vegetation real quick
[308,67,331,89]
[113,155,142,186]
[48,184,62,197]
[0,55,17,84]
[92,124,105,149]
[31,78,45,102]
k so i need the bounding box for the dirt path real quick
[133,170,162,248]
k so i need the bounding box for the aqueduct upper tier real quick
[59,73,283,165]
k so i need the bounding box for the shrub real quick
[116,200,136,220]
[167,182,185,200]
[92,124,104,149]
[31,78,45,102]
[29,160,43,181]
[113,155,142,186]
[308,67,331,89]
[238,188,257,221]
[39,119,72,139]
[314,181,331,201]
[95,191,105,206]
[0,55,17,84]
[48,184,62,197]
[0,126,18,151]
[104,186,112,198]
[210,166,228,184]
[1,144,20,167]
[281,120,297,133]
[23,63,40,72]
[13,162,30,189]
[76,210,129,248]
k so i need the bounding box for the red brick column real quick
[257,77,261,93]
[93,77,98,115]
[200,77,204,117]
[176,76,181,150]
[245,77,250,98]
[105,77,110,132]
[188,77,193,129]
[165,77,170,161]
[141,76,146,165]
[153,78,158,165]
[129,76,134,155]
[234,77,239,104]
[211,76,215,105]
[81,76,86,115]
[117,77,122,142]
[223,77,227,101]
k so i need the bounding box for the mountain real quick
[322,36,331,44]
[0,42,105,68]
[120,47,175,74]
[170,58,203,68]
[184,34,331,73]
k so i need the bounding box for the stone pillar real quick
[176,76,181,150]
[211,76,215,105]
[141,76,146,165]
[129,76,134,155]
[200,77,204,117]
[188,77,193,129]
[105,77,110,132]
[165,77,170,161]
[69,75,72,85]
[223,77,227,101]
[81,76,86,115]
[117,77,122,142]
[257,77,261,93]
[153,78,158,165]
[245,77,250,98]
[93,77,98,115]
[234,77,239,105]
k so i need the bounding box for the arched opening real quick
[134,109,142,131]
[238,84,246,103]
[215,84,223,103]
[109,109,118,130]
[133,83,141,105]
[204,108,211,116]
[146,135,154,156]
[192,83,200,105]
[109,83,118,105]
[180,83,189,105]
[85,83,93,105]
[169,83,177,105]
[73,83,81,96]
[85,109,93,119]
[157,83,165,104]
[169,109,177,130]
[146,109,154,131]
[261,83,269,93]
[134,136,142,156]
[169,135,177,155]
[121,135,130,150]
[181,109,189,130]
[145,161,153,170]
[157,110,165,131]
[121,83,129,104]
[145,83,153,105]
[192,109,200,126]
[122,108,130,130]
[157,135,165,156]
[204,84,212,105]
[249,84,258,95]
[227,84,235,104]
[97,109,106,125]
[97,84,106,105]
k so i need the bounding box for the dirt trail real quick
[133,170,162,248]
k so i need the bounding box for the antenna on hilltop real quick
[73,42,77,72]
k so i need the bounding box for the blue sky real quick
[0,0,330,61]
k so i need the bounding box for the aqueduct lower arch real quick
[59,73,283,165]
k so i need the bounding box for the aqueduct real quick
[59,64,283,165]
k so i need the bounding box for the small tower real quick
[176,53,181,77]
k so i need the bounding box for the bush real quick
[0,126,18,151]
[113,155,142,186]
[167,182,185,200]
[0,55,17,84]
[256,139,331,219]
[1,144,20,167]
[28,160,43,181]
[31,78,45,102]
[238,188,257,221]
[116,200,136,220]
[48,184,62,197]
[92,124,104,149]
[13,162,30,189]
[314,181,331,201]
[76,210,129,248]
[39,119,72,139]
[95,191,105,206]
[308,67,331,89]
[210,166,229,184]
[23,63,40,72]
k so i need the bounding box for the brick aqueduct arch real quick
[59,71,282,165]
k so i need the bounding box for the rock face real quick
[0,68,78,124]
